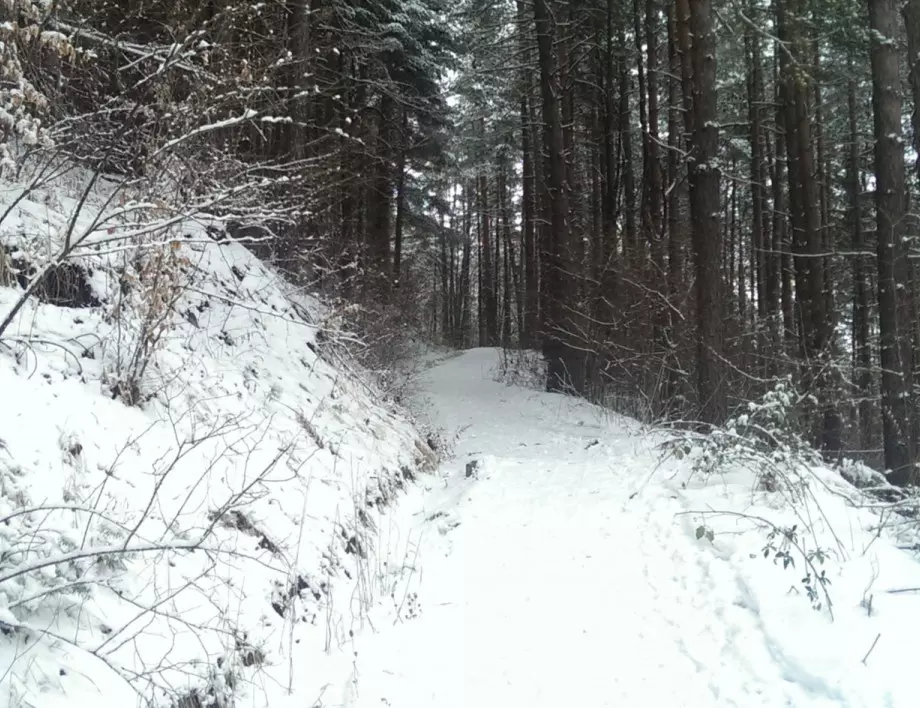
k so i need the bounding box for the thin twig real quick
[861,633,881,665]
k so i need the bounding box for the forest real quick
[1,0,919,485]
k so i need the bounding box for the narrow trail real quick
[341,349,899,708]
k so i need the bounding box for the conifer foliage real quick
[436,0,920,486]
[4,0,920,485]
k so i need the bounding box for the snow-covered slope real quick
[344,348,920,708]
[0,174,436,708]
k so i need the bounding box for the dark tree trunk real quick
[392,111,408,289]
[869,0,917,483]
[521,92,539,348]
[664,0,684,411]
[517,0,540,349]
[479,168,498,345]
[499,163,515,347]
[902,0,920,456]
[685,0,726,424]
[534,0,582,393]
[619,15,638,279]
[367,95,393,295]
[460,188,473,347]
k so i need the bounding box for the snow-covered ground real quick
[342,348,920,708]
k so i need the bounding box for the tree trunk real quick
[664,0,684,411]
[367,94,393,295]
[685,0,726,424]
[619,14,638,280]
[520,92,539,348]
[500,164,516,347]
[870,0,917,483]
[392,111,408,289]
[902,0,920,458]
[534,0,581,393]
[517,0,540,348]
[479,168,497,345]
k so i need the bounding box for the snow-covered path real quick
[343,349,918,708]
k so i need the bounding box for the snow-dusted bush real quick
[675,379,816,491]
[662,380,837,616]
[0,14,55,168]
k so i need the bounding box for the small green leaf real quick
[695,525,714,542]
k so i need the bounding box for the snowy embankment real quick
[343,348,920,708]
[0,172,436,708]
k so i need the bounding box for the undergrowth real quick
[662,380,839,618]
[493,348,545,391]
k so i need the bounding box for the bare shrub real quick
[103,237,192,405]
[316,285,427,405]
[0,412,302,707]
[494,347,545,390]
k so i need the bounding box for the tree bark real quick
[870,0,917,483]
[685,0,726,424]
[534,0,582,393]
[479,166,498,345]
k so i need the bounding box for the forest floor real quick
[340,348,920,708]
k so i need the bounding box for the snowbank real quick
[0,169,436,708]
